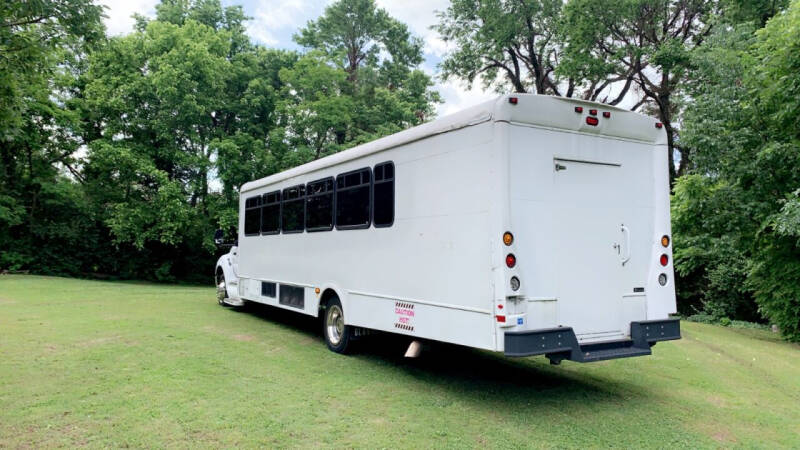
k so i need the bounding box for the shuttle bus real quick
[214,94,680,364]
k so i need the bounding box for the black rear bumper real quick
[504,319,680,363]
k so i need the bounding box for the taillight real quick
[586,117,599,126]
[506,254,516,268]
[660,254,669,266]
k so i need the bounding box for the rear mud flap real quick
[504,319,680,363]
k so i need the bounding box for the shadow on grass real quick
[235,301,645,406]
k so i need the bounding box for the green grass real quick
[1,275,799,448]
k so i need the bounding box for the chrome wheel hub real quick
[326,305,345,346]
[216,280,226,304]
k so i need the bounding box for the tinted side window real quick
[261,190,281,234]
[244,196,261,236]
[336,168,371,229]
[281,185,305,233]
[306,178,334,231]
[373,161,394,227]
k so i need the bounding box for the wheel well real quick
[215,266,223,282]
[319,288,339,316]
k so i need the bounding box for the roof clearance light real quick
[586,117,599,126]
[603,111,611,118]
[509,97,518,105]
[661,235,670,247]
[589,109,597,116]
[655,122,663,129]
[660,254,669,266]
[574,106,583,113]
[506,254,517,268]
[503,231,514,246]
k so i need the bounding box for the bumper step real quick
[504,319,680,364]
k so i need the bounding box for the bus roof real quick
[241,94,665,193]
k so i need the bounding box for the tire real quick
[323,296,353,354]
[216,270,231,307]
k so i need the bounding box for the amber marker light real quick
[661,235,670,247]
[503,231,514,246]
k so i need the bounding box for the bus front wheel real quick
[324,296,353,354]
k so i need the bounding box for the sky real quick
[98,0,497,117]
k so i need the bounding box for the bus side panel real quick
[237,122,498,351]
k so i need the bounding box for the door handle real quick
[620,224,631,266]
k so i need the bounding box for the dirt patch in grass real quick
[233,334,255,342]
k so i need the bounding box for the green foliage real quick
[292,0,440,160]
[434,0,568,94]
[675,1,800,341]
[1,0,439,282]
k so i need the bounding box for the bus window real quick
[336,168,371,229]
[373,161,394,227]
[306,178,334,232]
[261,190,281,234]
[282,185,305,233]
[244,196,262,236]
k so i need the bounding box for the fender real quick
[216,250,240,301]
[316,282,347,321]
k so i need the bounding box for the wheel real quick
[216,271,231,307]
[323,296,353,354]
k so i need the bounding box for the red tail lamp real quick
[506,254,517,268]
[660,254,669,266]
[586,117,599,126]
[496,315,506,323]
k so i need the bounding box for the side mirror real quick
[213,229,225,246]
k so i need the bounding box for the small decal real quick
[517,317,524,325]
[394,301,416,332]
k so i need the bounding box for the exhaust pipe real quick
[404,340,422,358]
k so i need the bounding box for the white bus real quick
[214,94,680,364]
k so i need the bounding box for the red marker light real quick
[660,254,669,266]
[497,304,504,310]
[509,97,518,105]
[602,111,611,118]
[655,122,663,129]
[496,315,506,323]
[505,254,516,268]
[574,106,583,113]
[586,117,599,126]
[589,109,597,116]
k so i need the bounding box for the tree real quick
[293,0,440,152]
[78,2,295,280]
[674,1,800,340]
[560,0,720,183]
[0,0,104,274]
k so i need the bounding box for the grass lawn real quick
[1,275,799,448]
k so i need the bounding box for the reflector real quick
[506,254,516,268]
[660,254,669,266]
